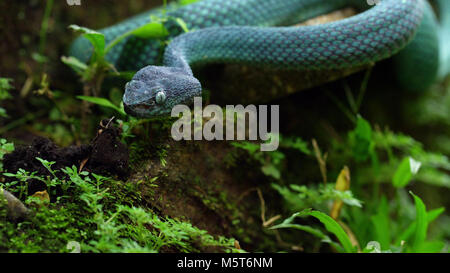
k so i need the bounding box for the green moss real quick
[0,161,239,253]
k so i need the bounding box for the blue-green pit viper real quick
[69,0,450,118]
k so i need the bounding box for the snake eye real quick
[155,91,166,105]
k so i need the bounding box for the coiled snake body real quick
[70,0,450,118]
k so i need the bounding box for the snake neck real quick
[163,39,193,77]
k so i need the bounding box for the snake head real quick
[123,66,202,118]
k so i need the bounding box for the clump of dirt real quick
[2,119,130,197]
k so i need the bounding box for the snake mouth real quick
[124,103,153,118]
[123,103,136,116]
[123,99,172,118]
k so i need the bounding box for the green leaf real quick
[261,164,281,180]
[69,25,105,61]
[393,157,421,188]
[0,108,7,118]
[270,212,344,252]
[0,78,13,100]
[104,21,170,55]
[113,71,135,81]
[279,136,311,155]
[348,116,374,162]
[410,192,427,252]
[61,56,88,75]
[271,222,326,239]
[31,52,49,64]
[130,22,169,39]
[0,138,14,171]
[426,207,446,222]
[174,18,190,33]
[77,96,126,116]
[414,241,445,253]
[354,116,372,140]
[298,209,355,253]
[370,196,391,250]
[179,0,200,5]
[396,207,445,245]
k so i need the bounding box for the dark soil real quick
[2,119,130,197]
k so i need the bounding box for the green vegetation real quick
[0,0,449,254]
[0,78,13,118]
[233,114,448,253]
[0,159,238,253]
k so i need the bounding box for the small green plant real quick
[373,129,450,189]
[271,183,362,213]
[271,192,444,253]
[1,157,239,253]
[62,5,191,86]
[231,135,310,180]
[271,209,356,253]
[0,139,14,172]
[348,115,376,162]
[0,78,13,118]
[178,0,201,5]
[62,6,194,138]
[269,114,447,253]
[76,95,126,116]
[32,0,54,64]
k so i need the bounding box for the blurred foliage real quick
[0,0,449,253]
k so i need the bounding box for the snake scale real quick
[69,0,450,118]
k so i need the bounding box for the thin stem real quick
[163,0,168,15]
[343,82,357,114]
[355,66,373,112]
[104,30,134,55]
[326,90,357,124]
[39,0,54,55]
